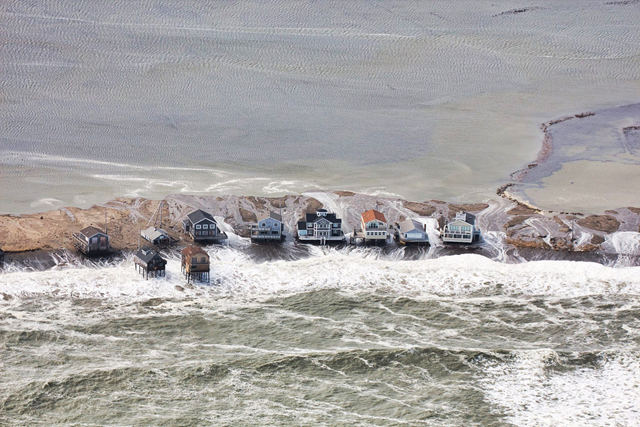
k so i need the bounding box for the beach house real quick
[297,209,345,244]
[359,209,389,245]
[141,227,171,246]
[182,209,227,243]
[251,211,285,242]
[396,219,429,245]
[72,226,111,255]
[181,246,210,283]
[442,211,481,244]
[134,246,167,279]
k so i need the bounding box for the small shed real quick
[72,226,110,255]
[134,246,167,279]
[141,227,171,245]
[181,246,210,283]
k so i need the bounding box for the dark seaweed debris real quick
[493,7,543,17]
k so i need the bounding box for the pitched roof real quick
[135,246,166,264]
[186,209,215,224]
[399,219,424,234]
[141,227,170,241]
[362,209,386,224]
[181,246,209,258]
[257,211,282,222]
[451,211,476,225]
[79,226,107,238]
[303,212,341,223]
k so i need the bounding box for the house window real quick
[201,257,206,262]
[203,224,208,229]
[261,223,266,227]
[196,225,201,229]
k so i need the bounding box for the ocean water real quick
[2,0,640,213]
[3,1,640,424]
[2,244,640,426]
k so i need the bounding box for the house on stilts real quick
[181,246,210,283]
[134,246,167,279]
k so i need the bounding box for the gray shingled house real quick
[251,211,285,242]
[141,227,171,246]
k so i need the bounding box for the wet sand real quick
[1,192,639,269]
[509,103,640,213]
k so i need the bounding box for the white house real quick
[360,209,388,244]
[442,211,480,244]
[297,209,345,244]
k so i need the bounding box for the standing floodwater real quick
[2,1,640,213]
[1,248,639,426]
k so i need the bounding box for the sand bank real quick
[1,192,639,260]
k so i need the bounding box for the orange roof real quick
[361,209,386,223]
[181,246,208,258]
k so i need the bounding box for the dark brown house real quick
[72,226,110,255]
[134,246,167,279]
[181,246,210,283]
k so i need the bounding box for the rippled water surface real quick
[2,0,640,213]
[2,248,639,426]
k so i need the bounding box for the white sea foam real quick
[29,198,63,208]
[0,151,228,175]
[480,350,640,427]
[1,251,639,303]
[604,231,640,255]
